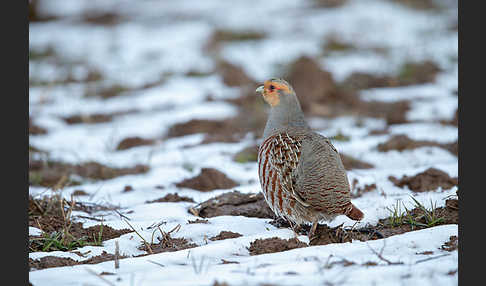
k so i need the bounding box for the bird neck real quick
[263,94,308,139]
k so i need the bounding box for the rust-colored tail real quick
[345,203,364,221]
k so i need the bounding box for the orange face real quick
[256,80,292,107]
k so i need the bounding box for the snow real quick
[29,0,458,285]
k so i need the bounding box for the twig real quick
[114,241,120,269]
[123,219,153,254]
[114,209,131,221]
[85,267,117,286]
[168,224,181,235]
[147,260,165,268]
[415,254,450,264]
[367,240,403,265]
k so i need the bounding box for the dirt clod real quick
[29,118,47,135]
[29,251,127,271]
[388,168,458,192]
[116,136,156,150]
[341,60,441,91]
[248,237,307,255]
[189,191,274,219]
[29,159,149,187]
[441,235,458,252]
[146,193,195,203]
[29,195,132,253]
[138,235,197,254]
[281,56,411,125]
[216,60,257,87]
[210,231,243,241]
[62,113,113,125]
[377,134,457,156]
[352,181,377,198]
[187,219,209,224]
[72,190,89,196]
[340,153,374,170]
[175,168,239,192]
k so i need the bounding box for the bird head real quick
[255,78,295,107]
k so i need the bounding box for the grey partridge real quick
[256,78,363,238]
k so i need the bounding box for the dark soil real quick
[62,113,113,125]
[61,109,139,125]
[220,259,239,264]
[29,196,132,253]
[340,60,441,90]
[81,12,126,26]
[116,136,156,150]
[283,56,342,116]
[441,235,458,252]
[28,0,58,22]
[72,189,89,196]
[351,179,377,198]
[369,128,390,135]
[29,144,48,156]
[146,193,195,203]
[187,218,209,224]
[30,256,79,270]
[233,145,259,163]
[280,56,411,125]
[83,83,132,99]
[340,72,402,91]
[29,196,68,234]
[307,224,384,246]
[188,191,274,219]
[387,0,443,11]
[175,168,239,192]
[163,61,264,145]
[216,60,258,87]
[29,251,127,271]
[29,117,47,135]
[209,231,243,241]
[165,62,263,144]
[441,109,458,127]
[223,89,269,139]
[29,159,149,187]
[138,234,197,255]
[340,153,374,170]
[165,96,265,144]
[314,0,348,9]
[388,168,458,192]
[268,198,458,248]
[166,119,235,141]
[205,29,266,54]
[377,134,458,156]
[248,237,307,255]
[367,100,411,125]
[376,199,458,238]
[321,33,356,55]
[122,185,134,192]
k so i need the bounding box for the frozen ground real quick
[29,0,458,285]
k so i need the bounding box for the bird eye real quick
[269,85,275,91]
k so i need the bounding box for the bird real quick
[255,78,363,238]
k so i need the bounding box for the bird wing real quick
[266,133,310,207]
[293,132,351,212]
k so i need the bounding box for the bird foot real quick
[330,223,345,231]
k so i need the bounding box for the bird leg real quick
[288,219,302,237]
[308,219,319,240]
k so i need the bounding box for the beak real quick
[255,85,264,94]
